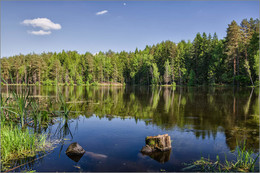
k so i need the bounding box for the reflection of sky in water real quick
[2,86,259,172]
[29,116,238,172]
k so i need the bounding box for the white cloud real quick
[22,18,61,30]
[96,10,108,15]
[28,30,51,35]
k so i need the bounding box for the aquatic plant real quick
[11,88,32,127]
[0,92,10,123]
[183,141,259,172]
[1,125,46,166]
[58,92,71,120]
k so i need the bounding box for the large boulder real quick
[141,134,171,153]
[66,142,85,162]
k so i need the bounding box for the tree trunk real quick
[178,66,181,85]
[16,71,19,84]
[233,56,236,86]
[39,69,41,84]
[245,50,254,86]
[33,72,37,84]
[25,67,27,84]
[237,50,240,87]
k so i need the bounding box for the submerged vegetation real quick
[1,18,259,87]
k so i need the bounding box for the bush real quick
[91,81,98,86]
[76,76,83,85]
[69,78,74,86]
[42,79,53,86]
[188,70,196,86]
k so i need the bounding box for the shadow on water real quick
[1,85,259,171]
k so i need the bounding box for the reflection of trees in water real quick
[3,86,259,151]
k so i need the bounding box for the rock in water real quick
[66,142,85,162]
[142,134,171,153]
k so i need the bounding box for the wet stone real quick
[66,142,85,162]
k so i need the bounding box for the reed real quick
[58,92,71,120]
[11,88,32,127]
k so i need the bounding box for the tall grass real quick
[1,125,46,165]
[12,89,32,127]
[0,86,50,171]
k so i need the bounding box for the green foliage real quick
[253,51,259,83]
[188,70,196,86]
[163,60,171,84]
[183,141,259,172]
[76,76,83,85]
[1,124,46,166]
[171,81,176,87]
[42,79,53,86]
[91,81,98,86]
[69,78,74,86]
[1,18,259,87]
[151,63,160,85]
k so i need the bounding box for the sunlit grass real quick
[183,141,259,172]
[1,125,46,165]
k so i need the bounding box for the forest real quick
[1,18,259,86]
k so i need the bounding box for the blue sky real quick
[1,1,259,57]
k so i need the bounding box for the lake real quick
[1,85,259,172]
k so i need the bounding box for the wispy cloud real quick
[28,30,51,35]
[96,10,108,15]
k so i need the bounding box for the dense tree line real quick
[1,18,259,86]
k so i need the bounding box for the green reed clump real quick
[12,89,32,127]
[58,92,71,120]
[225,141,259,172]
[1,124,46,164]
[183,141,259,172]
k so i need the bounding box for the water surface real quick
[2,86,259,172]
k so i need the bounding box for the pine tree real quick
[163,60,171,84]
[225,20,242,86]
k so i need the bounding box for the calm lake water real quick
[2,85,259,172]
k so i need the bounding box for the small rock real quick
[66,142,85,155]
[66,142,85,162]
